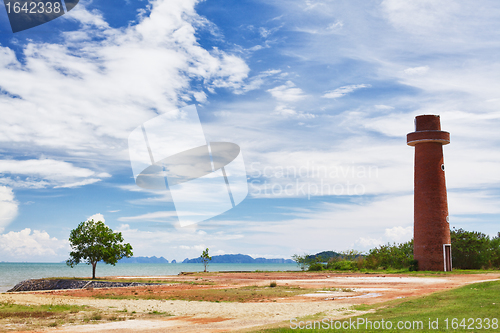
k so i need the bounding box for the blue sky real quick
[0,0,499,262]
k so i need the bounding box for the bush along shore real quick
[7,279,161,292]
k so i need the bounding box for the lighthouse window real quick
[441,164,445,171]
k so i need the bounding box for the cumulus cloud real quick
[0,229,69,261]
[267,81,315,118]
[322,84,371,99]
[0,186,18,232]
[87,213,105,223]
[268,81,307,103]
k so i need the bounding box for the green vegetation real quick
[0,303,89,318]
[201,248,212,272]
[364,241,415,270]
[0,302,96,331]
[66,219,133,279]
[291,253,311,271]
[293,228,500,272]
[451,228,500,269]
[254,280,500,332]
[85,285,314,302]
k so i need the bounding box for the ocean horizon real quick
[0,262,301,293]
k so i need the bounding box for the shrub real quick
[326,259,357,271]
[308,262,325,271]
[269,281,277,288]
[365,240,414,270]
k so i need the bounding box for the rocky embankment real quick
[7,279,159,292]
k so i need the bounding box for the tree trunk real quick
[92,262,96,279]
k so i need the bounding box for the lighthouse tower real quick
[407,115,452,271]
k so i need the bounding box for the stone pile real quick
[7,279,159,292]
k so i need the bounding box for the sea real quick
[0,262,300,293]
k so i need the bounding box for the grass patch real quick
[87,285,314,302]
[0,302,100,332]
[321,268,500,276]
[0,303,89,318]
[255,280,500,332]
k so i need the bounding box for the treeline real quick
[452,228,500,269]
[294,228,500,271]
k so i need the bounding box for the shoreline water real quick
[0,262,300,293]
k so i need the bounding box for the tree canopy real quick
[451,228,500,269]
[66,219,133,279]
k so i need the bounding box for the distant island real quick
[57,254,293,264]
[182,254,294,264]
[118,256,169,264]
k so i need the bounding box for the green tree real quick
[451,228,490,269]
[489,233,500,268]
[201,248,211,272]
[66,219,133,279]
[292,253,315,271]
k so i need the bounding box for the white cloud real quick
[87,213,105,223]
[0,229,69,261]
[403,66,429,75]
[0,159,110,189]
[118,211,178,222]
[327,21,344,31]
[0,0,249,167]
[295,21,344,35]
[235,69,282,94]
[322,84,371,99]
[177,244,205,251]
[0,186,18,232]
[268,81,307,103]
[217,195,415,255]
[381,0,460,35]
[384,226,413,242]
[267,81,313,118]
[375,105,395,110]
[355,237,383,248]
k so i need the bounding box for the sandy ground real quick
[2,272,499,332]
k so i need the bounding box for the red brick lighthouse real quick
[407,115,452,271]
